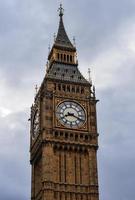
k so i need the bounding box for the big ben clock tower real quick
[30,4,99,200]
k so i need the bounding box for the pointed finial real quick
[54,33,56,42]
[46,61,49,72]
[48,44,51,55]
[34,85,38,98]
[93,85,96,97]
[35,85,38,94]
[93,85,95,93]
[88,68,92,84]
[58,3,64,17]
[73,36,76,46]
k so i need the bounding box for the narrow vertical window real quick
[76,86,80,93]
[81,87,84,94]
[64,54,66,61]
[67,55,69,62]
[81,194,83,200]
[59,193,61,200]
[58,84,61,91]
[64,153,66,182]
[67,85,70,92]
[59,152,61,182]
[74,154,77,184]
[80,154,82,184]
[70,55,72,62]
[62,85,66,91]
[61,54,63,61]
[54,192,57,199]
[72,86,75,93]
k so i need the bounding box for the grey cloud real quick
[65,0,135,61]
[97,77,135,199]
[0,111,30,199]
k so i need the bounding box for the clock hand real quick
[65,112,75,117]
[65,113,84,121]
[73,115,85,121]
[65,112,71,117]
[59,113,71,119]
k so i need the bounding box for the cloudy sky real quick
[0,0,135,199]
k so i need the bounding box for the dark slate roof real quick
[46,63,89,84]
[54,15,75,50]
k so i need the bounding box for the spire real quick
[54,4,75,50]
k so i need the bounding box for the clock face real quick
[32,110,40,138]
[56,101,86,128]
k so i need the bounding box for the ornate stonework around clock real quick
[30,4,99,200]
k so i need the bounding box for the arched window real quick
[67,55,69,62]
[75,135,78,141]
[60,132,63,136]
[58,84,61,91]
[62,85,66,91]
[76,86,80,93]
[81,87,84,94]
[55,131,58,137]
[85,135,88,141]
[61,54,63,61]
[67,85,70,92]
[70,133,73,138]
[71,75,74,79]
[64,54,66,61]
[70,55,72,62]
[80,134,83,139]
[65,133,68,139]
[72,87,75,93]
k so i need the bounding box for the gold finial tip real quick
[58,3,64,17]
